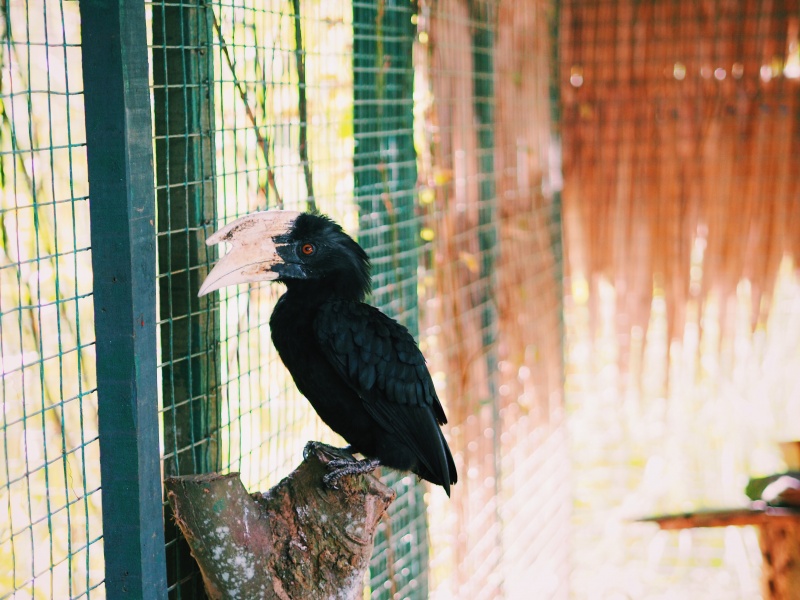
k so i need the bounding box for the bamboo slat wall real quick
[561,0,800,374]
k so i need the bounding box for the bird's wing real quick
[314,300,453,483]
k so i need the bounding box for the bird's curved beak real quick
[198,210,302,297]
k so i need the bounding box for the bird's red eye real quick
[301,243,315,256]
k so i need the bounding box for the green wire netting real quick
[0,0,102,597]
[2,0,568,598]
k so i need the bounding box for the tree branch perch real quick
[165,443,396,599]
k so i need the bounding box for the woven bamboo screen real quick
[562,0,800,356]
[561,0,800,596]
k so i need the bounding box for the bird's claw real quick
[322,457,381,490]
[302,442,380,489]
[303,440,321,461]
[322,472,341,490]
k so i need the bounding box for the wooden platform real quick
[641,505,800,600]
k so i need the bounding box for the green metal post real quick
[151,1,218,596]
[79,0,168,597]
[548,0,565,308]
[353,1,428,597]
[470,1,504,591]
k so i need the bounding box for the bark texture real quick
[165,443,396,599]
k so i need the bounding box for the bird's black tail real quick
[417,430,458,497]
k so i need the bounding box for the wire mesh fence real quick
[0,0,783,598]
[2,0,567,598]
[0,0,103,597]
[149,0,434,596]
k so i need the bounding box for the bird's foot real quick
[303,441,356,461]
[322,457,381,490]
[303,440,323,461]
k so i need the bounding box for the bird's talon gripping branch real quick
[326,458,355,470]
[322,478,340,491]
[303,440,320,461]
[322,458,381,489]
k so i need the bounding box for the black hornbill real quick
[198,211,458,496]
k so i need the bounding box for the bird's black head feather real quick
[273,213,371,301]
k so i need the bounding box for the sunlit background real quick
[561,1,800,595]
[2,0,800,598]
